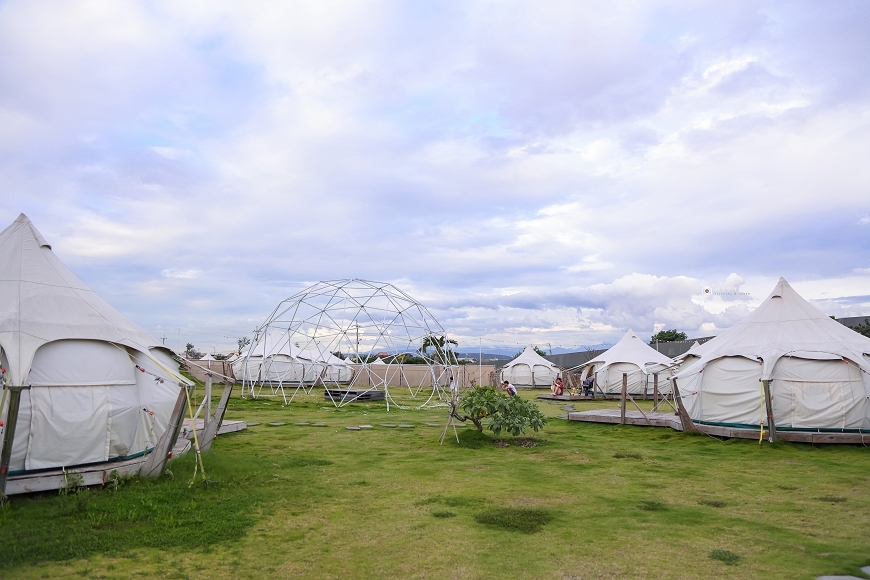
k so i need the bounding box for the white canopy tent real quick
[570,329,674,395]
[673,278,870,431]
[500,346,561,388]
[0,214,190,475]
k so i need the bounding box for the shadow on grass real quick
[474,507,553,533]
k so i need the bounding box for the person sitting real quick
[501,380,517,397]
[552,377,564,396]
[581,374,594,396]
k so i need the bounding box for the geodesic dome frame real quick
[237,279,458,408]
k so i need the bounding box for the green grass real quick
[1,389,869,579]
[474,507,553,533]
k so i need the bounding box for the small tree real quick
[420,335,459,364]
[449,386,547,437]
[849,319,870,338]
[184,343,202,359]
[649,330,687,344]
[237,336,251,354]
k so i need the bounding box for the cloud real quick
[1,1,869,352]
[161,268,202,279]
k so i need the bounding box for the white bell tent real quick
[500,346,561,387]
[672,278,870,431]
[0,214,190,475]
[570,329,674,395]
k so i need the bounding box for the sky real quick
[1,1,869,355]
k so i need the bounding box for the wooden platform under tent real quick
[537,393,666,401]
[4,419,246,496]
[568,409,870,444]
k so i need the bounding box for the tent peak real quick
[15,213,31,223]
[771,277,790,298]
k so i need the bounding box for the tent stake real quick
[0,386,29,497]
[762,379,777,443]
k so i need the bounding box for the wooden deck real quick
[538,393,664,401]
[324,388,385,402]
[5,420,247,495]
[567,410,870,444]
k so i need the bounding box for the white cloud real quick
[1,1,869,352]
[161,268,202,279]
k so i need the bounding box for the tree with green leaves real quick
[649,329,687,344]
[420,334,459,364]
[512,346,549,359]
[448,386,547,437]
[849,319,870,338]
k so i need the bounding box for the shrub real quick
[452,386,547,437]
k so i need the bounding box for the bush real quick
[453,387,547,437]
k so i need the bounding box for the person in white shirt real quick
[501,380,517,397]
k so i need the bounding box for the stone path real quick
[817,565,870,580]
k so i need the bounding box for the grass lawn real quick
[1,387,869,579]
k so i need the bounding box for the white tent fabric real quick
[500,346,560,387]
[0,214,189,472]
[232,334,353,384]
[673,278,870,430]
[571,329,675,395]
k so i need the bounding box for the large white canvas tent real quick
[571,329,674,395]
[0,214,190,476]
[673,278,870,431]
[500,346,561,387]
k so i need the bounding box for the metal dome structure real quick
[237,279,458,408]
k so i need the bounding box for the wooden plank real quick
[671,378,697,432]
[620,374,627,425]
[762,379,776,443]
[0,386,28,496]
[140,386,189,478]
[199,381,233,452]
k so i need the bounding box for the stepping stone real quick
[398,424,415,428]
[246,422,261,426]
[558,414,569,419]
[294,422,310,426]
[424,423,441,427]
[359,425,374,429]
[380,424,397,428]
[268,422,286,426]
[311,423,328,427]
[346,426,361,430]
